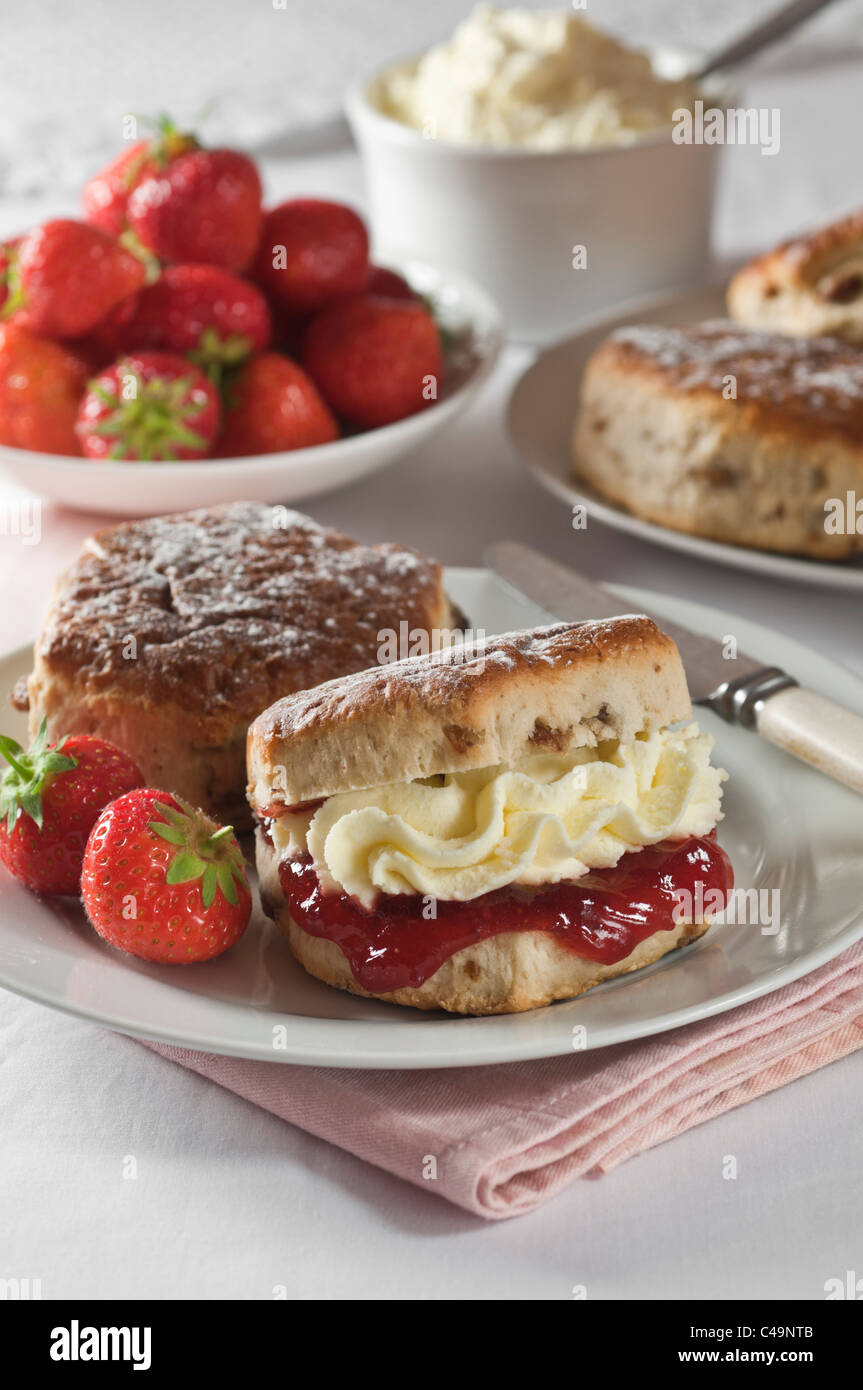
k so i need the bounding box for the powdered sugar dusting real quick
[610,320,863,434]
[38,501,447,717]
[263,614,660,738]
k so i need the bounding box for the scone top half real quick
[248,615,692,809]
[248,617,729,1014]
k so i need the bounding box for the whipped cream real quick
[374,6,698,150]
[271,724,726,909]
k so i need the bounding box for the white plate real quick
[0,261,504,517]
[509,284,863,592]
[1,566,862,1068]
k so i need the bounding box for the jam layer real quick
[279,836,733,995]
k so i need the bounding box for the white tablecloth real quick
[2,0,863,1299]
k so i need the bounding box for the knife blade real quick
[484,541,770,703]
[484,541,863,796]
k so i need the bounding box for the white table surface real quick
[2,1,863,1300]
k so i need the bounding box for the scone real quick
[572,320,863,560]
[16,501,459,826]
[727,210,863,342]
[248,617,732,1016]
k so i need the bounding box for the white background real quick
[1,0,862,1299]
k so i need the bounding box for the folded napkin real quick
[147,941,863,1220]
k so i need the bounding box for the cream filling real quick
[270,723,726,910]
[374,6,698,150]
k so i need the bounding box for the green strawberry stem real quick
[149,797,247,909]
[188,327,253,390]
[117,229,161,283]
[0,718,76,832]
[90,364,209,462]
[0,246,24,321]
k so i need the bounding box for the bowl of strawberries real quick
[0,120,504,516]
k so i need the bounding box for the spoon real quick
[697,0,841,79]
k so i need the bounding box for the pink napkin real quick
[146,941,863,1220]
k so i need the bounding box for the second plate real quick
[509,284,863,592]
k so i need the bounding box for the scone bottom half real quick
[248,617,733,1015]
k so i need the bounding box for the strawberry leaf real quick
[149,821,186,846]
[201,863,218,910]
[0,718,76,835]
[165,850,207,885]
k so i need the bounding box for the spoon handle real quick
[697,0,839,79]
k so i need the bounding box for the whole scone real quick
[572,320,863,560]
[16,501,460,825]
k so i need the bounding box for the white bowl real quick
[346,51,731,343]
[0,259,504,517]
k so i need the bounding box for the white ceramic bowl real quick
[0,260,504,517]
[346,51,731,343]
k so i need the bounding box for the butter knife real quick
[485,541,863,797]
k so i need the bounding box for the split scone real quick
[248,618,732,1016]
[727,210,863,342]
[572,320,863,560]
[16,501,459,825]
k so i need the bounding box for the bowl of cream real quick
[346,6,732,342]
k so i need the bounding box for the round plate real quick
[1,566,862,1067]
[509,284,863,591]
[0,261,504,517]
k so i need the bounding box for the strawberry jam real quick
[278,836,733,995]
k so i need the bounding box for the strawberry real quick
[82,121,199,237]
[366,265,417,301]
[128,148,262,272]
[81,789,251,963]
[217,352,339,456]
[77,350,221,461]
[118,264,272,374]
[0,323,89,455]
[0,721,144,896]
[3,219,147,339]
[303,294,444,429]
[252,199,368,314]
[72,293,143,370]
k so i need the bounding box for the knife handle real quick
[756,686,863,796]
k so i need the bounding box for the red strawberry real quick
[81,789,251,963]
[303,294,443,429]
[0,323,89,455]
[77,350,221,461]
[72,293,143,370]
[82,123,199,237]
[252,199,368,314]
[366,265,417,301]
[3,219,147,339]
[217,352,338,456]
[0,721,144,896]
[118,264,272,372]
[128,149,262,272]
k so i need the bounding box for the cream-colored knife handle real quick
[755,687,863,795]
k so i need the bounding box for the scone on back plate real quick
[16,501,459,826]
[727,210,863,342]
[248,618,732,1016]
[572,320,863,560]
